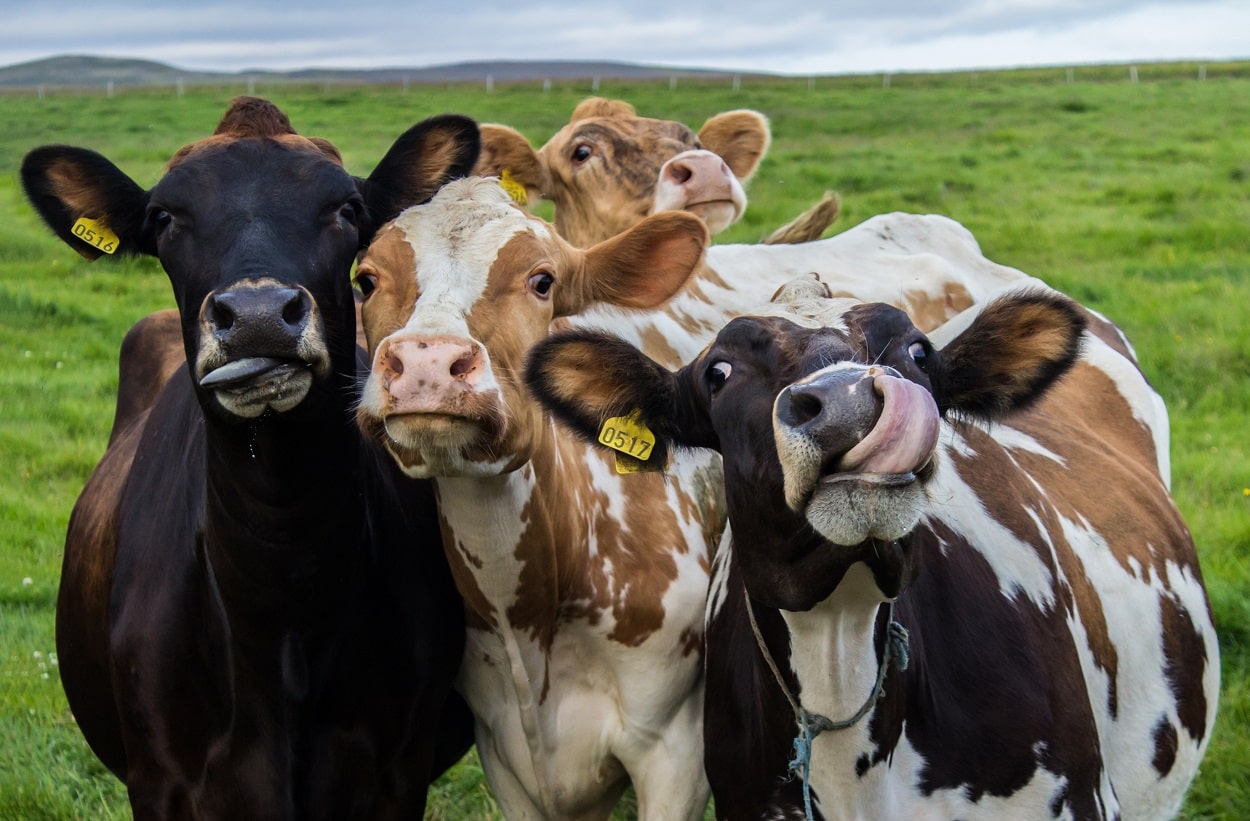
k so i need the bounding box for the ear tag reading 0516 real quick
[71,217,119,255]
[598,412,660,475]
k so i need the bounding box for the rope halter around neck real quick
[743,590,911,821]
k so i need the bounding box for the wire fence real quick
[2,59,1248,100]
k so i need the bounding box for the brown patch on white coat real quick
[355,178,721,819]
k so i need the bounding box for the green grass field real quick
[1,61,1247,818]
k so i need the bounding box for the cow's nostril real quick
[786,387,824,427]
[667,162,693,185]
[450,351,476,379]
[206,297,235,333]
[386,352,405,378]
[282,290,310,328]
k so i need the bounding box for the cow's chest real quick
[458,616,704,816]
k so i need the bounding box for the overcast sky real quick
[2,1,1247,76]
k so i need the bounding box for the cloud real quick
[1,0,1246,75]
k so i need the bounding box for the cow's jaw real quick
[773,363,940,546]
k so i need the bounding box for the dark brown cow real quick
[22,97,479,819]
[527,280,1219,820]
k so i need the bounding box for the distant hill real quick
[0,55,769,89]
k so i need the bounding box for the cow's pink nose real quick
[663,152,731,187]
[378,336,483,395]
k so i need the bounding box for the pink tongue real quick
[838,374,939,475]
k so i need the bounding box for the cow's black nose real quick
[205,286,310,348]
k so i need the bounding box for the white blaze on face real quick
[358,179,554,477]
[391,179,540,340]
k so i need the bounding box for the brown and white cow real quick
[527,278,1218,820]
[474,96,789,244]
[353,177,722,819]
[22,98,480,818]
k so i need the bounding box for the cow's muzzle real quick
[195,279,329,418]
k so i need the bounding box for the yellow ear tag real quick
[599,412,661,474]
[499,170,529,206]
[71,216,119,255]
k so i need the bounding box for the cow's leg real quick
[474,732,548,820]
[629,693,711,821]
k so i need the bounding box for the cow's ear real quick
[932,290,1086,419]
[361,114,481,234]
[525,330,711,465]
[473,124,547,207]
[21,146,152,260]
[698,110,771,183]
[565,211,707,317]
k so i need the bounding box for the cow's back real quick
[567,212,1031,369]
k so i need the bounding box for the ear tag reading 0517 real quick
[499,170,529,206]
[598,412,660,475]
[71,217,119,255]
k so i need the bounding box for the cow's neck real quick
[200,379,363,642]
[776,562,898,800]
[432,423,588,637]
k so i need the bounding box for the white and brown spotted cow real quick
[474,96,790,244]
[527,277,1218,820]
[353,177,722,819]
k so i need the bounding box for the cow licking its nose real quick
[773,365,940,544]
[775,367,885,463]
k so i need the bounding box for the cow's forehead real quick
[167,132,340,170]
[555,116,696,150]
[150,139,357,215]
[385,178,552,325]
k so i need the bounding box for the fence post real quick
[1199,64,1206,81]
[732,74,740,92]
[883,73,891,89]
[486,74,494,92]
[1130,65,1138,83]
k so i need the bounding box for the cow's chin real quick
[379,412,512,479]
[684,200,740,235]
[804,477,927,547]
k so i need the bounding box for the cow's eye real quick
[149,209,173,234]
[355,272,378,298]
[338,200,362,227]
[907,340,929,367]
[707,361,732,393]
[528,271,555,298]
[571,144,594,164]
